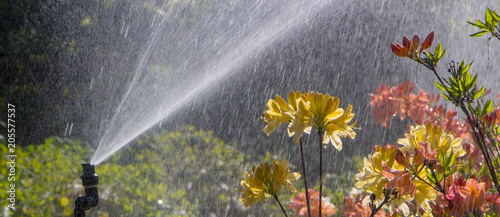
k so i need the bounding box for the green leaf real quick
[446,150,456,170]
[469,74,478,90]
[476,20,489,31]
[425,169,436,183]
[435,81,447,92]
[470,30,488,37]
[474,86,486,99]
[489,8,500,21]
[446,167,458,176]
[463,62,470,74]
[475,104,481,117]
[477,163,487,177]
[486,9,493,25]
[435,172,443,183]
[439,48,446,60]
[482,100,494,117]
[467,103,475,113]
[449,77,458,88]
[467,21,479,27]
[438,149,446,164]
[441,92,452,102]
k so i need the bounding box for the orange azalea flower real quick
[369,81,440,128]
[290,188,336,217]
[390,31,434,60]
[445,175,491,216]
[445,175,469,216]
[464,178,489,212]
[343,195,389,217]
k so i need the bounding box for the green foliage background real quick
[0,127,254,216]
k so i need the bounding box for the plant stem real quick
[299,137,312,217]
[273,194,289,217]
[318,131,324,217]
[413,173,442,193]
[369,194,394,217]
[429,166,445,193]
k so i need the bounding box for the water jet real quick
[74,163,99,217]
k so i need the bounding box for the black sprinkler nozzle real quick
[74,163,99,217]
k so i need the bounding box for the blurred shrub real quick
[1,126,246,216]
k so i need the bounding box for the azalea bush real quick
[343,8,500,217]
[237,7,500,217]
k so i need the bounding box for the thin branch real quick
[413,173,442,193]
[369,192,395,217]
[318,131,324,217]
[429,166,446,193]
[273,194,289,217]
[299,137,312,217]
[459,102,500,194]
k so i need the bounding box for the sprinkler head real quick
[81,163,99,188]
[74,163,99,217]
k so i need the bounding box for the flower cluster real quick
[237,159,301,207]
[438,175,491,216]
[369,81,469,138]
[369,81,437,127]
[289,188,336,217]
[263,91,356,150]
[355,124,468,216]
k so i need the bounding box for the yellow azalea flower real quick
[397,123,465,158]
[397,125,426,151]
[237,159,301,208]
[238,163,273,207]
[272,159,301,193]
[263,94,293,135]
[356,145,438,216]
[323,104,356,151]
[355,146,399,203]
[262,91,357,148]
[414,176,437,215]
[302,91,343,130]
[287,97,312,143]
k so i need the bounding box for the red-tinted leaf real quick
[402,36,411,52]
[413,148,424,166]
[390,43,409,57]
[420,31,434,52]
[395,149,410,167]
[397,173,416,198]
[411,35,420,52]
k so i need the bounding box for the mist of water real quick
[91,0,340,164]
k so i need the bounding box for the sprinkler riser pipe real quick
[74,163,99,217]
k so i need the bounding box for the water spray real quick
[74,163,99,217]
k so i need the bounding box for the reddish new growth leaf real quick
[390,31,434,59]
[290,188,336,217]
